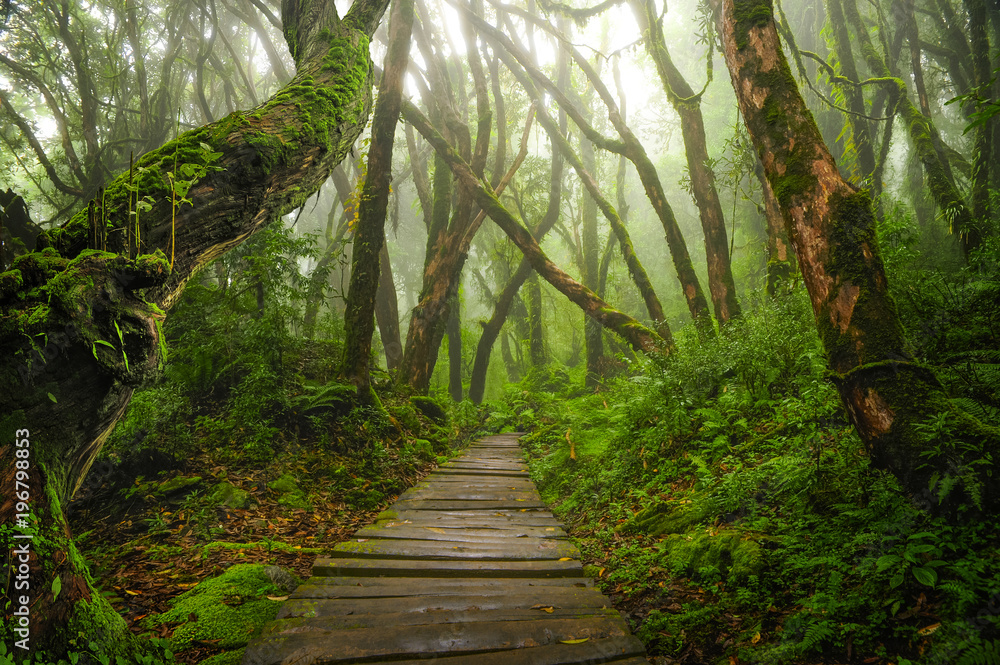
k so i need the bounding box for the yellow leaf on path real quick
[266,595,289,601]
[558,557,572,561]
[125,590,141,596]
[752,632,761,644]
[559,638,589,644]
[530,604,555,613]
[426,528,447,534]
[598,568,606,577]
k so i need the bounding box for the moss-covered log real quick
[0,0,389,658]
[402,100,665,355]
[712,0,1000,516]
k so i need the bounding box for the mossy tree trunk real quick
[752,156,795,296]
[712,0,1000,516]
[525,272,545,367]
[965,0,993,227]
[631,0,742,325]
[397,8,491,394]
[339,0,414,396]
[402,100,665,355]
[375,241,402,372]
[0,0,388,658]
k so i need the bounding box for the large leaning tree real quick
[711,0,1000,516]
[0,0,389,658]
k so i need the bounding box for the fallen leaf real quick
[559,638,589,644]
[558,557,572,561]
[918,623,941,636]
[530,604,556,613]
[124,590,141,596]
[266,595,289,601]
[752,632,761,644]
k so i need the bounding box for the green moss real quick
[267,473,311,510]
[661,528,765,584]
[200,649,247,665]
[411,395,448,424]
[143,564,286,651]
[208,481,252,509]
[732,0,774,49]
[0,268,23,298]
[156,475,202,496]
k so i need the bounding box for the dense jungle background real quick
[1,0,999,663]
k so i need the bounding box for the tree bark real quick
[752,155,794,296]
[447,293,463,400]
[630,0,742,325]
[526,271,545,366]
[0,0,388,657]
[339,0,414,396]
[965,0,993,228]
[375,240,402,372]
[402,100,664,355]
[712,0,1000,516]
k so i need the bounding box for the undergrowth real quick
[489,277,1000,664]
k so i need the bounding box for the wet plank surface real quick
[242,434,647,665]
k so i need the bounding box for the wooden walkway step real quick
[242,434,647,665]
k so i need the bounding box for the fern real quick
[799,619,836,654]
[956,638,1000,665]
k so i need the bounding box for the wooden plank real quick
[331,537,579,560]
[393,499,548,511]
[355,525,568,542]
[278,589,614,618]
[343,637,647,665]
[243,616,633,665]
[312,556,584,578]
[386,511,562,527]
[398,489,543,502]
[290,577,594,598]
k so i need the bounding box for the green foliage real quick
[500,286,1000,664]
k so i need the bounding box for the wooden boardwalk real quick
[242,433,647,665]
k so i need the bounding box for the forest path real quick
[242,433,647,664]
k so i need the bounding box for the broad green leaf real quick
[912,566,937,588]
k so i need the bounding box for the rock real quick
[268,473,311,511]
[410,395,448,424]
[209,481,252,509]
[263,565,299,594]
[156,475,202,497]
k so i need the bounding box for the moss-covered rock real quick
[156,474,202,498]
[143,564,294,651]
[411,395,448,424]
[208,481,252,509]
[267,473,311,510]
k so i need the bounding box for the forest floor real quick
[68,392,477,665]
